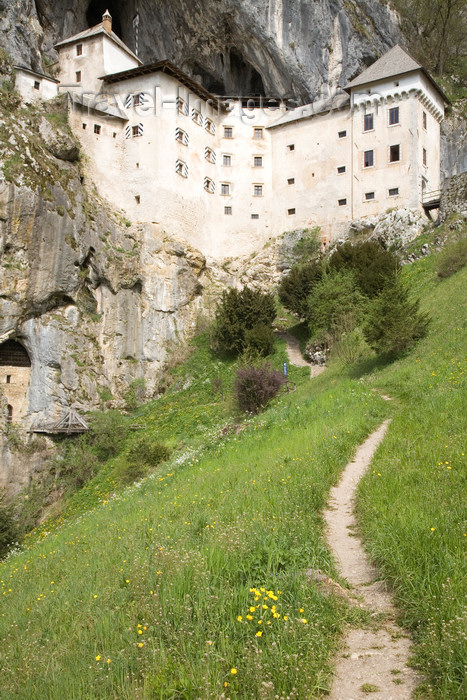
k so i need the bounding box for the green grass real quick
[0,338,387,698]
[356,258,466,699]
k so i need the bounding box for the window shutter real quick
[125,125,131,139]
[124,95,132,109]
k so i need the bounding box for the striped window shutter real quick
[124,94,132,109]
[137,122,143,136]
[125,125,131,138]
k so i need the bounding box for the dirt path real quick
[279,332,325,378]
[324,420,421,699]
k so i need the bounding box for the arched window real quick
[0,340,31,367]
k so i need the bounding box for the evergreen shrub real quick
[213,287,276,356]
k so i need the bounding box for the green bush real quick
[124,378,146,410]
[307,269,366,339]
[244,323,275,357]
[213,287,276,356]
[234,362,286,414]
[329,326,371,366]
[437,234,467,278]
[87,410,131,462]
[0,500,17,559]
[118,438,171,485]
[55,439,100,490]
[364,278,430,357]
[278,260,323,318]
[329,241,400,298]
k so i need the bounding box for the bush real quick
[278,261,323,318]
[213,287,276,356]
[118,438,171,484]
[437,234,467,278]
[307,269,366,339]
[124,378,146,410]
[55,439,100,490]
[0,500,17,559]
[87,410,131,462]
[244,323,276,357]
[234,362,286,414]
[364,278,430,357]
[329,241,400,298]
[329,326,372,366]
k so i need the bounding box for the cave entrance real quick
[86,0,123,38]
[229,49,265,96]
[0,340,31,367]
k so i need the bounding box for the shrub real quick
[0,500,17,559]
[234,362,286,414]
[124,378,146,410]
[437,234,467,278]
[364,278,430,357]
[329,241,400,298]
[329,326,372,366]
[244,323,276,356]
[87,410,131,462]
[213,287,276,356]
[307,269,366,339]
[278,261,323,318]
[118,438,171,484]
[55,439,100,489]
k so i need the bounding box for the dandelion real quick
[431,527,436,531]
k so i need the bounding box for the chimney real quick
[102,9,112,34]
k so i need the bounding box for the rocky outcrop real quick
[441,102,467,182]
[439,172,467,223]
[7,1,400,103]
[344,208,426,248]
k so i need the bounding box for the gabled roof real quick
[14,65,60,83]
[55,23,142,66]
[345,44,450,104]
[101,60,221,109]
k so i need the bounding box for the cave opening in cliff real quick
[0,340,31,368]
[86,0,123,38]
[229,49,265,96]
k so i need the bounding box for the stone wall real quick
[439,172,467,223]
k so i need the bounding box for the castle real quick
[14,11,448,260]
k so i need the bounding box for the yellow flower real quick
[283,616,288,621]
[230,668,237,674]
[207,640,213,645]
[255,631,263,637]
[224,682,229,687]
[249,606,255,612]
[299,608,304,613]
[301,618,307,624]
[237,616,243,621]
[106,659,111,664]
[246,614,253,620]
[262,604,268,609]
[95,655,101,661]
[138,642,144,648]
[93,594,98,599]
[138,629,143,635]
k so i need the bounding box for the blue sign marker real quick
[283,362,288,376]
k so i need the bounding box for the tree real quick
[307,269,366,339]
[328,241,400,299]
[213,287,276,356]
[364,277,430,357]
[278,260,323,318]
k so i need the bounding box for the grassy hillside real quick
[0,233,465,699]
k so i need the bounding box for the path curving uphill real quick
[324,419,421,699]
[279,332,325,378]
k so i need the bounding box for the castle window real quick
[423,148,427,166]
[365,191,375,201]
[287,178,295,185]
[7,405,13,422]
[423,111,427,130]
[388,187,399,197]
[33,80,40,90]
[175,160,188,178]
[6,375,11,384]
[389,106,400,125]
[76,71,81,83]
[205,119,216,135]
[221,183,230,196]
[338,130,347,138]
[253,128,264,140]
[192,108,203,127]
[222,154,231,167]
[253,184,263,197]
[224,206,232,215]
[175,128,189,146]
[133,93,145,107]
[338,198,347,206]
[82,123,87,130]
[389,144,400,163]
[204,177,215,194]
[363,149,374,168]
[224,126,233,138]
[253,156,263,167]
[76,44,83,56]
[363,113,374,131]
[205,147,216,164]
[288,208,296,215]
[251,214,259,219]
[135,195,140,204]
[337,166,346,174]
[125,124,143,138]
[287,144,295,151]
[177,97,188,116]
[94,124,101,135]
